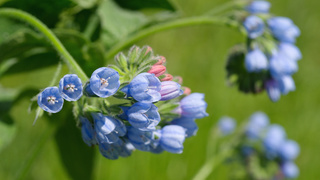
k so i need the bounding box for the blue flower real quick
[246,112,269,139]
[159,81,183,101]
[171,117,198,137]
[218,117,236,135]
[243,15,265,39]
[121,73,161,103]
[279,140,300,161]
[159,125,186,154]
[59,74,83,101]
[86,67,120,98]
[268,17,300,43]
[281,162,299,179]
[93,113,126,144]
[174,93,208,119]
[37,87,64,113]
[278,76,295,95]
[127,102,160,130]
[80,116,97,147]
[127,126,155,151]
[265,79,281,102]
[246,0,271,14]
[98,139,133,160]
[269,53,298,79]
[278,43,302,61]
[245,48,268,72]
[263,124,286,156]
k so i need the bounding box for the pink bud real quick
[173,76,183,84]
[161,74,173,81]
[148,65,166,77]
[145,46,153,55]
[155,56,166,65]
[183,87,191,95]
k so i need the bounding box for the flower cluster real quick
[217,112,300,179]
[37,46,208,159]
[226,0,302,102]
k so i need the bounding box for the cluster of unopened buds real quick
[226,0,302,102]
[218,112,300,179]
[37,46,208,159]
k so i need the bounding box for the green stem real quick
[106,16,241,59]
[205,0,250,16]
[83,14,99,40]
[0,8,89,82]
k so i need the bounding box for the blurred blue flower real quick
[218,116,236,135]
[127,102,160,130]
[278,43,302,61]
[37,86,64,113]
[246,112,269,139]
[93,113,126,144]
[279,140,300,161]
[263,124,286,156]
[174,93,208,119]
[171,117,198,137]
[246,0,271,14]
[87,67,120,98]
[269,53,298,79]
[127,126,155,151]
[278,76,296,95]
[265,79,281,102]
[268,17,300,43]
[159,81,183,101]
[281,161,299,179]
[245,48,268,72]
[121,73,161,103]
[243,15,265,39]
[58,74,83,101]
[80,116,96,147]
[159,125,186,154]
[98,139,133,160]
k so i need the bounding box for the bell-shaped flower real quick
[245,48,268,72]
[127,102,160,130]
[263,124,286,156]
[171,117,198,137]
[268,17,300,43]
[174,93,208,119]
[127,126,155,151]
[278,75,295,95]
[93,113,126,144]
[269,53,298,79]
[218,117,236,135]
[278,43,302,61]
[59,74,83,101]
[265,79,281,102]
[98,139,133,160]
[86,67,120,98]
[121,73,161,103]
[159,81,183,101]
[243,15,265,39]
[80,116,97,147]
[279,140,300,161]
[246,0,271,14]
[246,112,269,139]
[37,87,64,113]
[159,125,186,154]
[281,162,299,179]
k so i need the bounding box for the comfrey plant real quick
[194,112,300,180]
[36,46,208,159]
[226,0,302,102]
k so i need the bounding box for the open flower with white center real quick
[37,87,64,113]
[59,74,83,101]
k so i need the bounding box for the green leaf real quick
[98,0,149,48]
[71,0,98,8]
[114,0,176,11]
[0,114,16,152]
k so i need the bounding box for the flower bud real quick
[145,46,153,55]
[183,87,191,95]
[155,56,166,65]
[160,81,183,101]
[173,76,183,84]
[147,65,166,77]
[161,74,173,81]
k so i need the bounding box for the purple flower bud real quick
[245,48,268,72]
[246,0,271,14]
[174,93,208,119]
[37,87,64,113]
[159,125,186,154]
[159,81,183,101]
[243,15,265,39]
[59,74,83,101]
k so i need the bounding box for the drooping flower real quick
[121,73,161,103]
[278,43,302,61]
[246,112,269,139]
[98,139,133,160]
[127,126,155,151]
[245,48,268,72]
[171,117,198,137]
[263,124,286,155]
[265,79,281,102]
[278,76,295,95]
[243,15,265,39]
[86,67,120,98]
[279,140,300,161]
[126,102,160,130]
[268,17,300,43]
[246,0,271,14]
[93,113,126,144]
[174,93,208,119]
[159,125,186,154]
[59,74,83,101]
[281,162,299,179]
[80,116,97,147]
[269,53,298,79]
[159,81,183,101]
[37,87,64,113]
[218,116,236,135]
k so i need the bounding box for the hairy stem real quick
[0,8,89,82]
[106,16,242,59]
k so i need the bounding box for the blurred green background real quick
[0,0,319,179]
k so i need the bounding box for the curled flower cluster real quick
[226,0,302,102]
[217,112,300,179]
[37,46,208,159]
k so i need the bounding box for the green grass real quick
[0,0,319,179]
